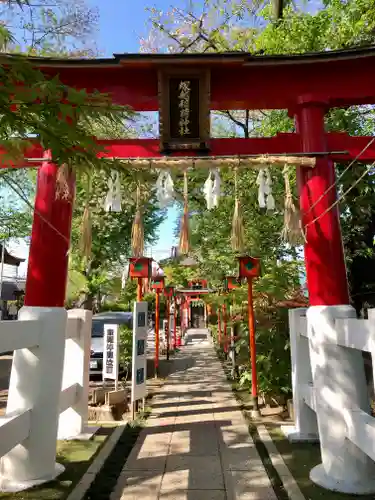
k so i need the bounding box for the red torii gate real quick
[3,46,375,309]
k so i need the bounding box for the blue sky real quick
[88,0,185,55]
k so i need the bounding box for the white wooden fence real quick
[0,307,92,492]
[285,306,375,494]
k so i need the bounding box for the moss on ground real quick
[268,425,375,500]
[0,426,116,500]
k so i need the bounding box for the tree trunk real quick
[80,292,94,311]
[273,0,284,20]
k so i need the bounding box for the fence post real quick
[58,309,92,440]
[282,308,318,442]
[1,306,67,491]
[367,309,375,402]
[307,305,375,494]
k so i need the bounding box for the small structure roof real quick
[0,244,25,267]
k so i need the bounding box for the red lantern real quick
[238,256,260,279]
[128,257,152,279]
[164,286,175,297]
[151,277,165,290]
[224,276,239,291]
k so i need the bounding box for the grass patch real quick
[0,426,116,500]
[267,425,375,500]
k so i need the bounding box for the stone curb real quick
[66,422,127,500]
[257,424,306,500]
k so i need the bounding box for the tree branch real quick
[221,110,248,136]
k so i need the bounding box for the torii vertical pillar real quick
[24,153,75,307]
[294,98,375,493]
[2,154,75,489]
[296,98,349,306]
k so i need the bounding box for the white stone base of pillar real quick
[308,305,375,494]
[310,463,375,495]
[281,425,319,443]
[0,463,65,493]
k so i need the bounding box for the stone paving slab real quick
[112,329,277,500]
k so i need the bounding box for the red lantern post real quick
[222,302,228,355]
[224,276,240,292]
[173,297,177,350]
[164,286,174,361]
[224,276,239,374]
[129,257,152,302]
[151,277,165,377]
[179,295,187,346]
[238,256,261,416]
[137,279,143,301]
[217,307,222,346]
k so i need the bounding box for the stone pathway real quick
[111,329,277,500]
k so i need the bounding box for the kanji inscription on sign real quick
[158,68,210,152]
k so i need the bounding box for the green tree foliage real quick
[119,324,133,382]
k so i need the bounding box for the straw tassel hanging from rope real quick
[281,165,305,245]
[231,167,245,253]
[56,163,73,200]
[80,174,92,259]
[179,170,190,255]
[132,185,144,257]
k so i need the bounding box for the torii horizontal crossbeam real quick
[1,132,374,168]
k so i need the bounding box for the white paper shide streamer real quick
[256,167,275,211]
[104,172,122,212]
[156,170,175,208]
[203,168,221,210]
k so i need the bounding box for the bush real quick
[100,301,130,312]
[235,306,292,399]
[119,324,133,382]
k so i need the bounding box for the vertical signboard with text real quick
[103,324,119,381]
[131,302,148,403]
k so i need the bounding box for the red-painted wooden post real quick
[247,277,258,414]
[137,278,143,302]
[223,303,228,355]
[295,98,350,305]
[155,290,160,376]
[24,153,74,307]
[217,307,222,346]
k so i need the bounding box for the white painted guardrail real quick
[284,306,375,494]
[0,307,92,492]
